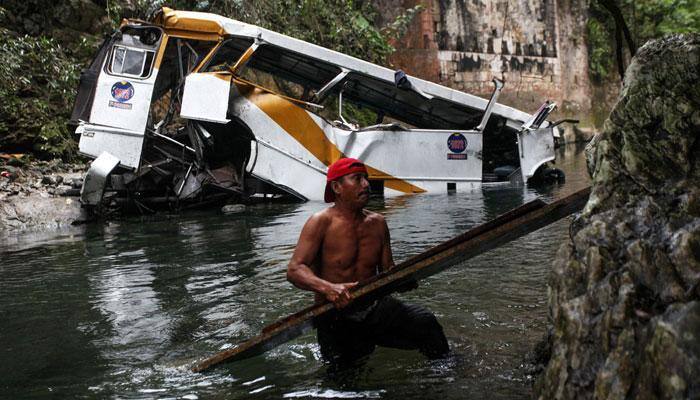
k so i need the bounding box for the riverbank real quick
[0,157,88,232]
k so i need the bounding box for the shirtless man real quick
[287,158,449,365]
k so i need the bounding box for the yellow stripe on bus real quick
[238,83,426,194]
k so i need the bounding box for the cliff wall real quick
[376,0,601,136]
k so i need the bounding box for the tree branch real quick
[597,0,636,56]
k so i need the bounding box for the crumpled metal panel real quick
[517,126,556,181]
[80,152,121,206]
[180,72,232,123]
[77,123,144,169]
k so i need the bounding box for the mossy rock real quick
[538,33,700,400]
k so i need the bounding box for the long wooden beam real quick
[192,187,591,372]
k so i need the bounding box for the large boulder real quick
[537,34,700,399]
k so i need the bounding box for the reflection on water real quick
[0,144,590,399]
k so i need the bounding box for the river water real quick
[1,144,590,399]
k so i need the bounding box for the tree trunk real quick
[596,0,637,80]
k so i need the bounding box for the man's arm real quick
[287,213,357,308]
[380,216,395,272]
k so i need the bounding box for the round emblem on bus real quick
[447,133,467,153]
[111,81,134,103]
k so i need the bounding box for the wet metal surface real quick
[1,144,590,399]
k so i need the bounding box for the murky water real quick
[1,144,590,399]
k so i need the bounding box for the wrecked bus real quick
[70,7,562,211]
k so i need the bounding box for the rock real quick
[537,34,700,399]
[634,302,700,398]
[221,204,246,214]
[0,159,88,232]
[41,175,63,185]
[6,157,25,167]
[57,188,81,197]
[0,194,86,232]
[52,0,106,32]
[70,178,83,189]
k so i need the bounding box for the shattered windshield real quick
[109,45,154,78]
[206,39,340,102]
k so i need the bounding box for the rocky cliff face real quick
[537,34,699,399]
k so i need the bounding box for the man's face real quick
[333,172,370,207]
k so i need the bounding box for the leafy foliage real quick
[148,0,407,64]
[588,0,700,81]
[587,17,614,81]
[0,27,86,159]
[635,0,700,37]
[382,4,425,42]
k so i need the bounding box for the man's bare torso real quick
[286,168,393,309]
[310,207,386,301]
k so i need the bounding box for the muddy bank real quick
[536,34,699,399]
[0,158,88,232]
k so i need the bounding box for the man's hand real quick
[324,282,358,308]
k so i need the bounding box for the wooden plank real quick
[192,187,590,372]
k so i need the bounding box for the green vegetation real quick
[587,0,700,81]
[0,25,88,160]
[587,18,614,81]
[220,0,396,62]
[635,0,700,36]
[161,0,420,64]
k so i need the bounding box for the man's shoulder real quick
[362,209,386,224]
[308,208,334,224]
[300,209,333,238]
